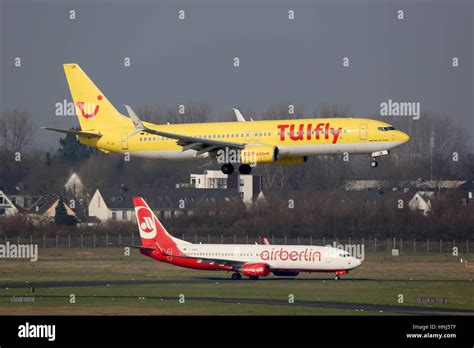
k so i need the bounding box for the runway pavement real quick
[1,278,473,315]
[1,277,471,289]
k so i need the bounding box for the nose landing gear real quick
[334,270,348,280]
[231,272,242,280]
[370,150,389,168]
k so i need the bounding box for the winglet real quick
[124,105,145,137]
[232,108,246,122]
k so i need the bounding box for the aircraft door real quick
[359,123,367,140]
[244,131,251,142]
[252,131,260,141]
[167,248,173,261]
[121,133,129,150]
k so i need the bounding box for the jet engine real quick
[241,145,279,164]
[241,263,270,277]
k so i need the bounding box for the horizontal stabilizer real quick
[41,127,102,138]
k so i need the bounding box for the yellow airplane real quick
[43,64,410,174]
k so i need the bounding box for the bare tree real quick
[0,109,34,153]
[262,103,305,120]
[313,103,354,118]
[136,102,211,125]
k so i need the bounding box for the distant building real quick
[457,178,474,205]
[88,186,245,223]
[344,180,465,192]
[176,170,264,205]
[64,172,89,201]
[0,190,19,217]
[331,189,406,205]
[28,195,77,222]
[408,191,435,215]
[188,170,228,189]
[0,186,40,211]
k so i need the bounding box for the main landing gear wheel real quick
[239,164,252,175]
[221,163,235,175]
[249,275,259,280]
[370,159,378,168]
[334,275,340,281]
[231,272,242,280]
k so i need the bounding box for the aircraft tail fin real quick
[63,63,130,131]
[132,197,183,254]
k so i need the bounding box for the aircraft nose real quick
[352,258,362,267]
[399,131,410,143]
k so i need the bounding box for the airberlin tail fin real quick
[132,197,184,254]
[63,63,130,131]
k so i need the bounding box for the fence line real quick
[3,235,472,253]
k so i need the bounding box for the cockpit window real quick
[378,126,396,132]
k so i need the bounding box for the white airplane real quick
[133,197,362,280]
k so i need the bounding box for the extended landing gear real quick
[249,275,259,280]
[221,163,252,175]
[370,150,389,168]
[334,270,347,280]
[239,164,252,175]
[221,163,235,175]
[231,272,242,280]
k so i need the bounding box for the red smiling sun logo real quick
[77,95,102,119]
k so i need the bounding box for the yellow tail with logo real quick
[63,63,130,131]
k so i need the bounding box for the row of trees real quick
[0,105,472,240]
[0,190,471,240]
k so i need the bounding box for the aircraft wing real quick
[41,127,102,139]
[162,251,247,270]
[124,105,246,155]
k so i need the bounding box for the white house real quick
[408,191,435,215]
[28,195,77,223]
[88,186,244,223]
[177,170,264,206]
[190,170,228,189]
[0,190,19,217]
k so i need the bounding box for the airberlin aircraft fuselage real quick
[133,197,361,280]
[143,243,361,274]
[44,64,410,174]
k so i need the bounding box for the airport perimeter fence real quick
[3,235,472,254]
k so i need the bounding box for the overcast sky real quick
[1,0,472,151]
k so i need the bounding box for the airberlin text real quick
[260,248,321,262]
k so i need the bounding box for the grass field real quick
[0,248,472,315]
